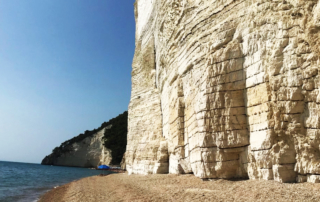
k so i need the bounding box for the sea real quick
[0,161,110,202]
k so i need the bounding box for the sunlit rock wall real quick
[43,128,112,167]
[126,0,320,183]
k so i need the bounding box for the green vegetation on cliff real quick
[102,111,128,165]
[41,111,128,165]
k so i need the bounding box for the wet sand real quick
[39,173,320,202]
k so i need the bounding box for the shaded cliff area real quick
[41,111,128,167]
[102,111,128,165]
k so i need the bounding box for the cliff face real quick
[42,127,112,167]
[42,111,128,167]
[126,0,320,183]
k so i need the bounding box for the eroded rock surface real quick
[126,0,320,183]
[42,127,112,167]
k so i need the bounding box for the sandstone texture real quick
[42,127,112,168]
[126,0,320,183]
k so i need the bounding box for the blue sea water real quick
[0,161,110,202]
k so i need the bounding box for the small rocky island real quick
[41,111,127,168]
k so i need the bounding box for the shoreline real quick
[37,180,72,202]
[0,161,105,202]
[38,173,320,202]
[37,173,115,202]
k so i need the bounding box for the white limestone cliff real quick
[43,127,112,167]
[126,0,320,183]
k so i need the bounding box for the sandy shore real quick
[39,173,320,202]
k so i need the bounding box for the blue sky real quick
[0,0,135,163]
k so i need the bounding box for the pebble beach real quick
[39,173,320,202]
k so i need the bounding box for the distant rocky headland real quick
[41,111,127,168]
